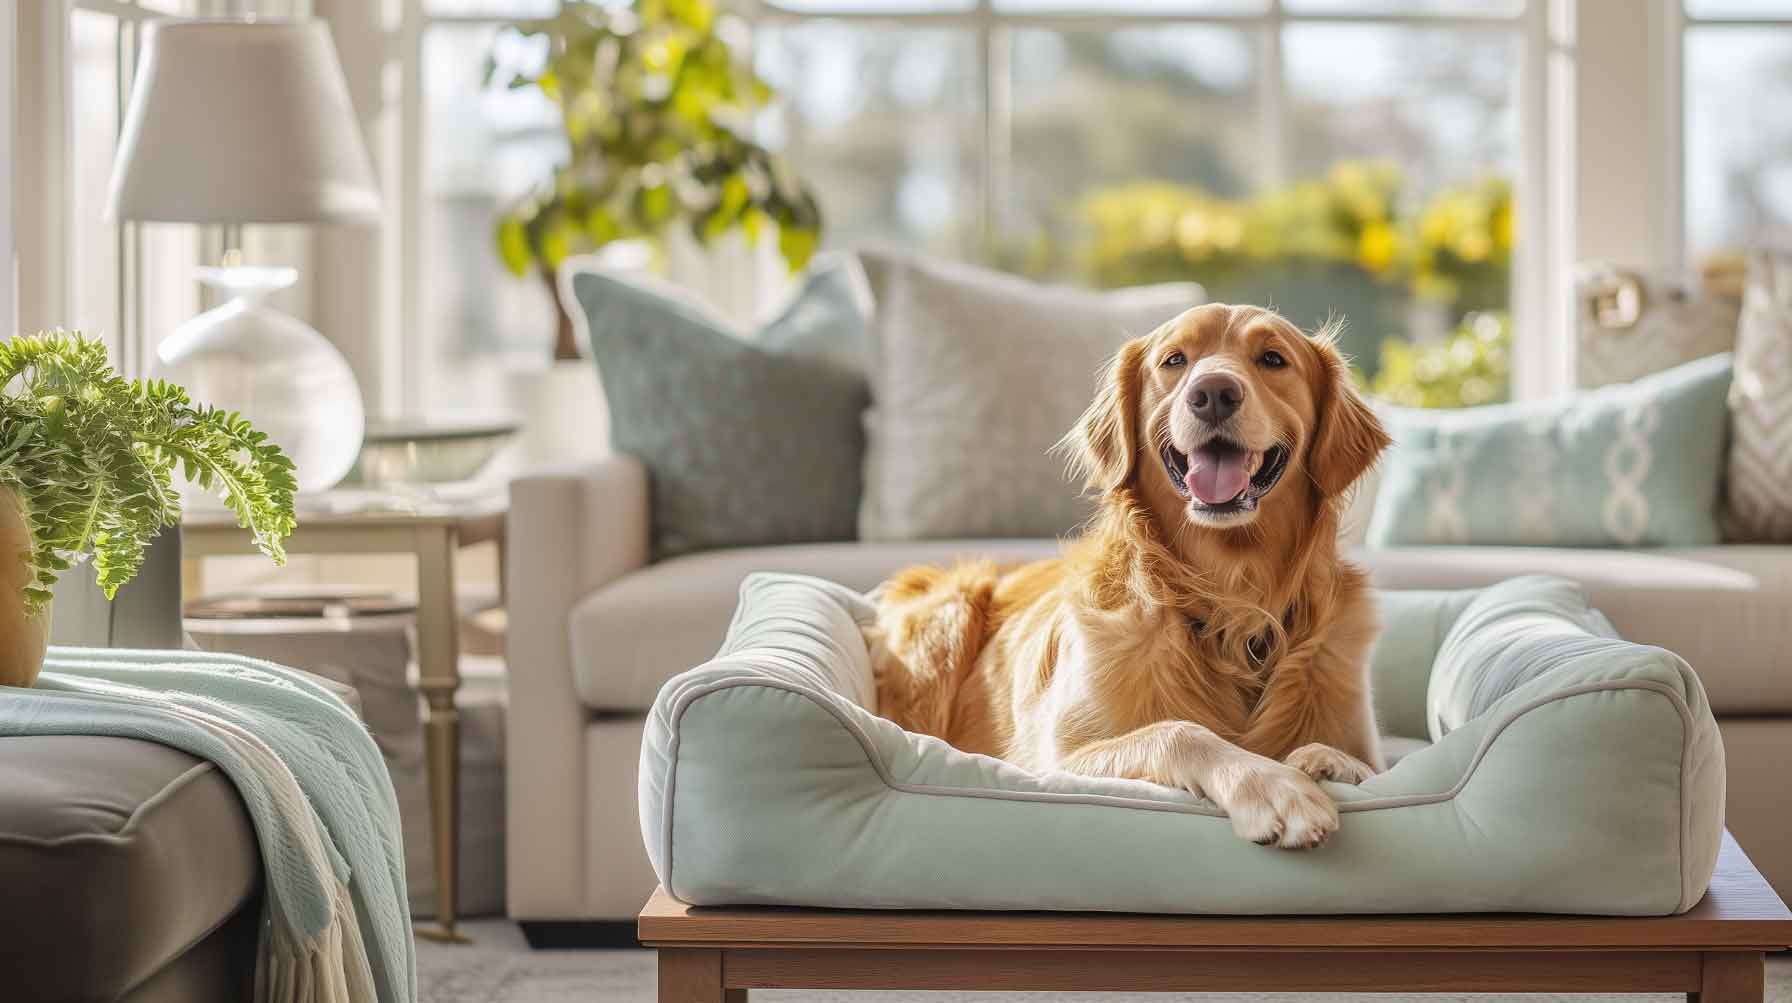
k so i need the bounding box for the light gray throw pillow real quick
[856,249,1202,540]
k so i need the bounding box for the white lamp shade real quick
[106,19,381,224]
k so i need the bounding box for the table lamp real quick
[107,18,381,495]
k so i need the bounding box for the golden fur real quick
[869,304,1391,849]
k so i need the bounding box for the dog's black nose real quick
[1188,373,1244,424]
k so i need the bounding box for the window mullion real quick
[115,13,135,376]
[1658,0,1685,273]
[1259,6,1287,191]
[982,22,1012,259]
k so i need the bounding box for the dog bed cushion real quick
[639,573,1724,915]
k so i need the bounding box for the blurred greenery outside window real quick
[750,3,1522,407]
[431,0,1521,409]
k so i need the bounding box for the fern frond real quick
[0,332,296,611]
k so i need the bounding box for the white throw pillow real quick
[855,249,1202,541]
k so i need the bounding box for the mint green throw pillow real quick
[567,257,869,558]
[1367,353,1733,547]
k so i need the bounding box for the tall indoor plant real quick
[0,332,297,686]
[492,0,821,359]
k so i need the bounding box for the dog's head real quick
[1068,303,1388,531]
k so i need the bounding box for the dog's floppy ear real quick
[1063,337,1149,493]
[1306,329,1390,499]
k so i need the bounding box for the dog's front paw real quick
[1215,757,1340,850]
[1284,743,1376,785]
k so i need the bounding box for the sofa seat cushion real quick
[570,540,1057,711]
[641,573,1723,914]
[1357,545,1792,713]
[0,735,259,1002]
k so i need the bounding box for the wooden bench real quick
[640,832,1792,1001]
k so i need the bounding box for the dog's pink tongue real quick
[1187,446,1250,505]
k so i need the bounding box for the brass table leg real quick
[414,528,469,944]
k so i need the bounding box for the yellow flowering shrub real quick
[1368,311,1511,409]
[1076,162,1508,309]
[1066,161,1511,404]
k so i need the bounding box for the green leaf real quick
[639,184,674,226]
[486,0,824,278]
[777,225,818,272]
[496,217,533,276]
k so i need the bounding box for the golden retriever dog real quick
[868,303,1390,849]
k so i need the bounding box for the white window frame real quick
[3,3,16,338]
[11,0,236,373]
[745,1,1534,232]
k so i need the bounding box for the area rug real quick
[419,920,1792,1003]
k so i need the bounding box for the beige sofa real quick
[507,455,1792,926]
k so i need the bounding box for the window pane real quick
[71,10,120,361]
[420,23,568,408]
[1284,25,1516,194]
[756,23,981,257]
[1284,0,1521,13]
[1685,29,1792,253]
[1684,1,1792,18]
[1002,26,1259,272]
[994,0,1264,13]
[1279,24,1516,392]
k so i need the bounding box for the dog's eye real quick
[1259,350,1287,370]
[1163,351,1186,368]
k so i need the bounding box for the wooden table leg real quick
[659,950,745,1003]
[1693,952,1765,1003]
[413,527,467,944]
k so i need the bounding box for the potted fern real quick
[0,332,297,687]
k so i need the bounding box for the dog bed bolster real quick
[639,573,1723,915]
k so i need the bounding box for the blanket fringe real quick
[256,881,378,1003]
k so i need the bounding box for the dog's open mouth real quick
[1161,438,1291,515]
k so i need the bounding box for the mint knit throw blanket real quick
[0,647,415,1003]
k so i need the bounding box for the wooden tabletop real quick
[640,831,1792,952]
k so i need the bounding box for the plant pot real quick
[0,485,49,687]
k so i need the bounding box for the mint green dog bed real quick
[639,573,1724,915]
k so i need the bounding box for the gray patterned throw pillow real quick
[1725,250,1792,540]
[855,249,1203,541]
[566,256,870,558]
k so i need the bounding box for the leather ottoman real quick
[0,734,261,1003]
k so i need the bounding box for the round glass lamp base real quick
[154,266,365,497]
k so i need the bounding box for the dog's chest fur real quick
[1008,599,1297,768]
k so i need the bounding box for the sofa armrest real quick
[506,455,649,918]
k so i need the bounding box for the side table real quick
[183,493,506,943]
